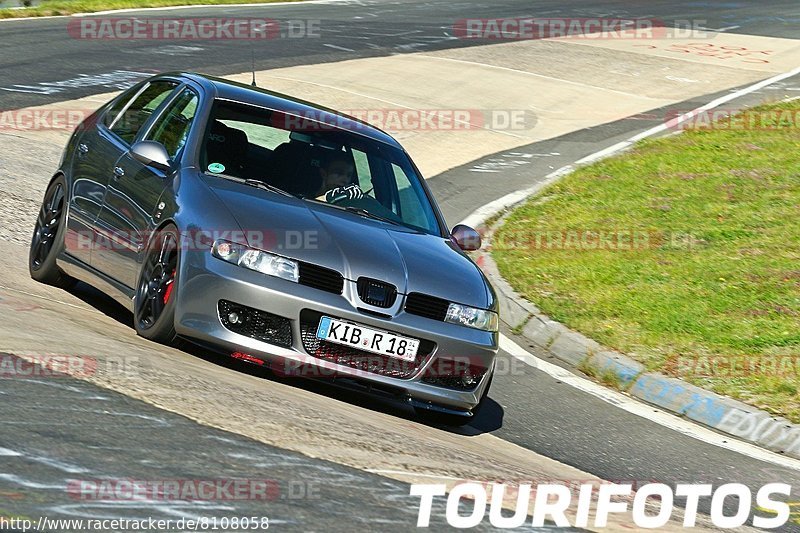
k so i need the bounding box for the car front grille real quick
[218,300,292,347]
[298,262,344,294]
[405,293,450,321]
[299,309,435,379]
[356,277,397,308]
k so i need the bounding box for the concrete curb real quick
[476,227,800,461]
[462,86,800,461]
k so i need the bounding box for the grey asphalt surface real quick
[2,0,800,531]
[1,0,800,110]
[0,353,562,533]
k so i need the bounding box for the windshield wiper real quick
[342,206,401,226]
[211,173,294,197]
[244,178,293,197]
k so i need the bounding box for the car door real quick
[92,86,200,288]
[65,83,148,266]
[90,80,180,281]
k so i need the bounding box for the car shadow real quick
[69,281,134,327]
[468,397,504,433]
[64,282,505,435]
[180,340,505,435]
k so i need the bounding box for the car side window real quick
[146,88,199,159]
[391,162,437,231]
[352,149,373,191]
[220,119,289,150]
[103,86,140,129]
[109,81,179,145]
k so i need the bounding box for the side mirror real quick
[130,140,172,172]
[450,224,482,251]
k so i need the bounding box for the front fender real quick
[156,170,245,325]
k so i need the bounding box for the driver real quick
[314,153,363,203]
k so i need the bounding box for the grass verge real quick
[0,0,303,18]
[492,101,800,421]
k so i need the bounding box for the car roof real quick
[167,72,402,148]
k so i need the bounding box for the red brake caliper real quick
[163,269,176,304]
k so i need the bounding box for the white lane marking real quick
[632,67,800,139]
[469,152,559,173]
[323,43,355,52]
[363,29,420,37]
[696,25,741,32]
[499,334,800,471]
[415,55,664,101]
[574,66,800,167]
[121,45,205,56]
[0,70,151,95]
[0,474,64,490]
[666,75,704,84]
[0,285,91,311]
[0,447,22,456]
[26,454,89,474]
[458,64,800,228]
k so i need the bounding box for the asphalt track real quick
[1,0,800,110]
[2,0,800,531]
[0,365,517,532]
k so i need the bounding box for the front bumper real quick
[174,250,498,412]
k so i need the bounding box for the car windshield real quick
[200,99,442,235]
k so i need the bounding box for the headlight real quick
[445,303,498,332]
[212,240,299,283]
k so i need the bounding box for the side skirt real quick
[57,252,135,311]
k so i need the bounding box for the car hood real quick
[203,175,492,309]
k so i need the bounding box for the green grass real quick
[577,358,624,390]
[493,101,800,421]
[0,0,303,18]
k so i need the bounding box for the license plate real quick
[316,316,419,362]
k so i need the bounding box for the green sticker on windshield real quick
[208,162,225,174]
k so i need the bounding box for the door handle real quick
[113,166,125,179]
[78,143,89,156]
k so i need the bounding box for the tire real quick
[29,175,76,289]
[134,224,180,344]
[415,373,493,427]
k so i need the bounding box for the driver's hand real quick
[325,184,363,203]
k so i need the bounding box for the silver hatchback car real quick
[29,72,498,426]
